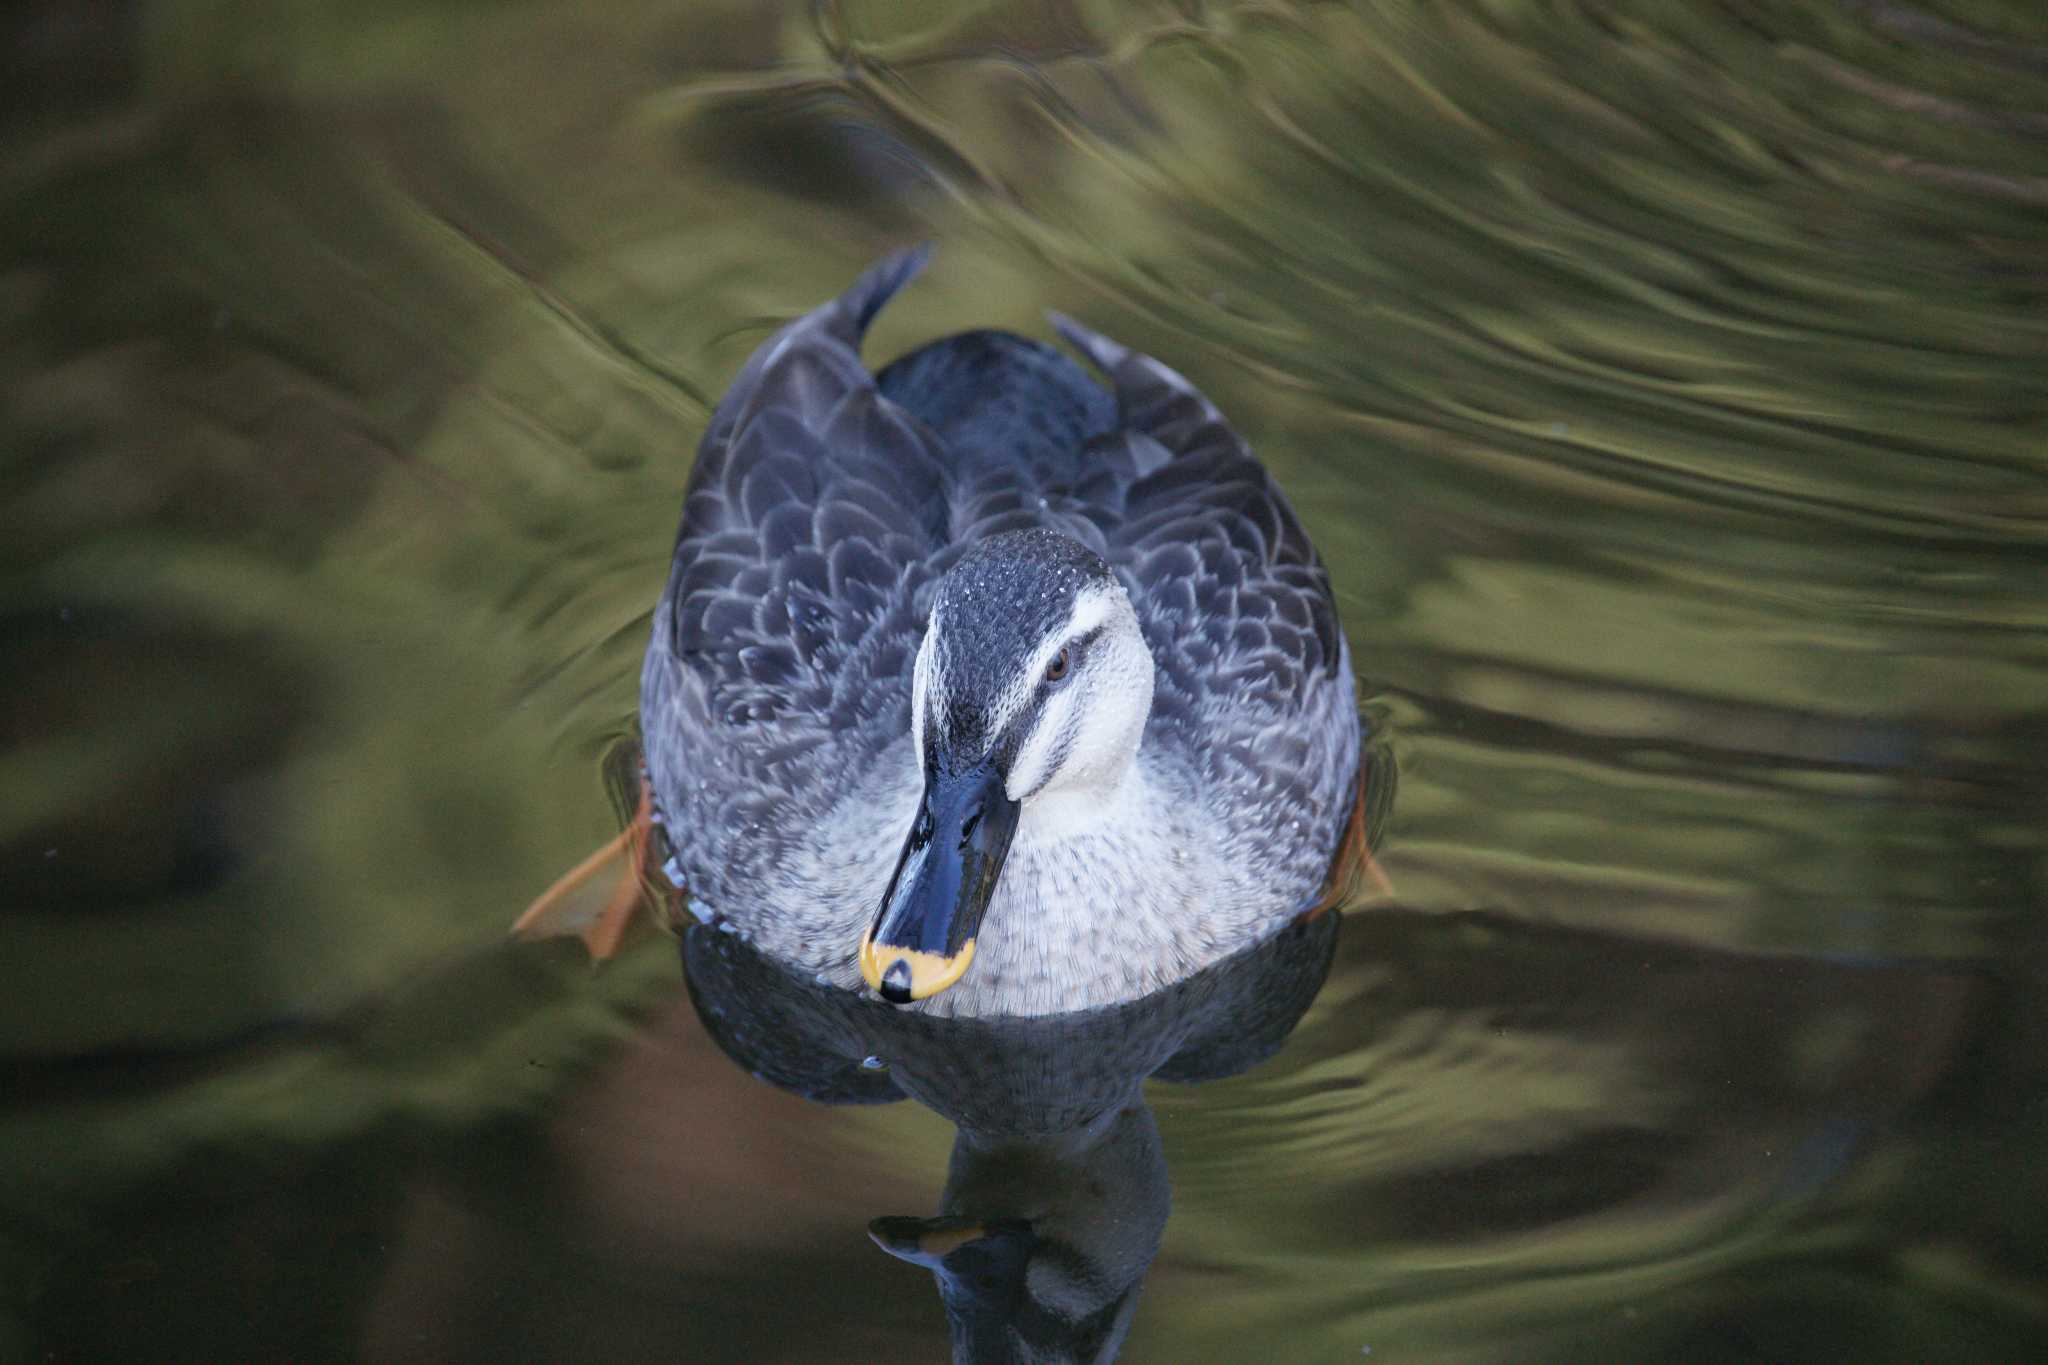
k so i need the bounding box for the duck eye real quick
[1044,647,1070,682]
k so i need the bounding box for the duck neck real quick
[1014,761,1140,846]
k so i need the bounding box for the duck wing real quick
[1052,316,1360,901]
[642,249,951,876]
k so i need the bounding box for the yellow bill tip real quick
[859,934,976,1003]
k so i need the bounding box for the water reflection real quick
[682,903,1337,1362]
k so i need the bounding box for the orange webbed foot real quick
[1300,754,1395,923]
[510,778,658,962]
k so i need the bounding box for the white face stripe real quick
[1064,584,1119,638]
[1012,583,1120,696]
[1006,582,1152,802]
[997,583,1123,795]
[923,583,1121,752]
[920,578,1152,802]
[1003,682,1080,800]
[985,582,1125,755]
[911,602,944,766]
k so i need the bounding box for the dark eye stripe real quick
[1024,711,1080,796]
[1036,625,1103,697]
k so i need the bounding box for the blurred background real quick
[3,1,2045,1359]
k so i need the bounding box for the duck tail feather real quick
[837,243,934,343]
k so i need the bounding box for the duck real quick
[519,246,1379,1016]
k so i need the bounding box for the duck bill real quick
[861,761,1021,1004]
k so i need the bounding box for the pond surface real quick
[4,1,2046,1360]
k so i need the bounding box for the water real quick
[4,1,2045,1359]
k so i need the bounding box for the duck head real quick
[861,529,1156,1004]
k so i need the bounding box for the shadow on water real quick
[5,0,2048,1360]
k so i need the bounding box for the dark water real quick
[5,1,2046,1359]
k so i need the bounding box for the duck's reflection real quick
[868,1105,1161,1364]
[680,911,1338,1363]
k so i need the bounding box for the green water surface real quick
[4,1,2045,1359]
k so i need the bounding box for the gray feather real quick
[641,252,1360,1013]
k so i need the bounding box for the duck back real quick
[877,329,1116,492]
